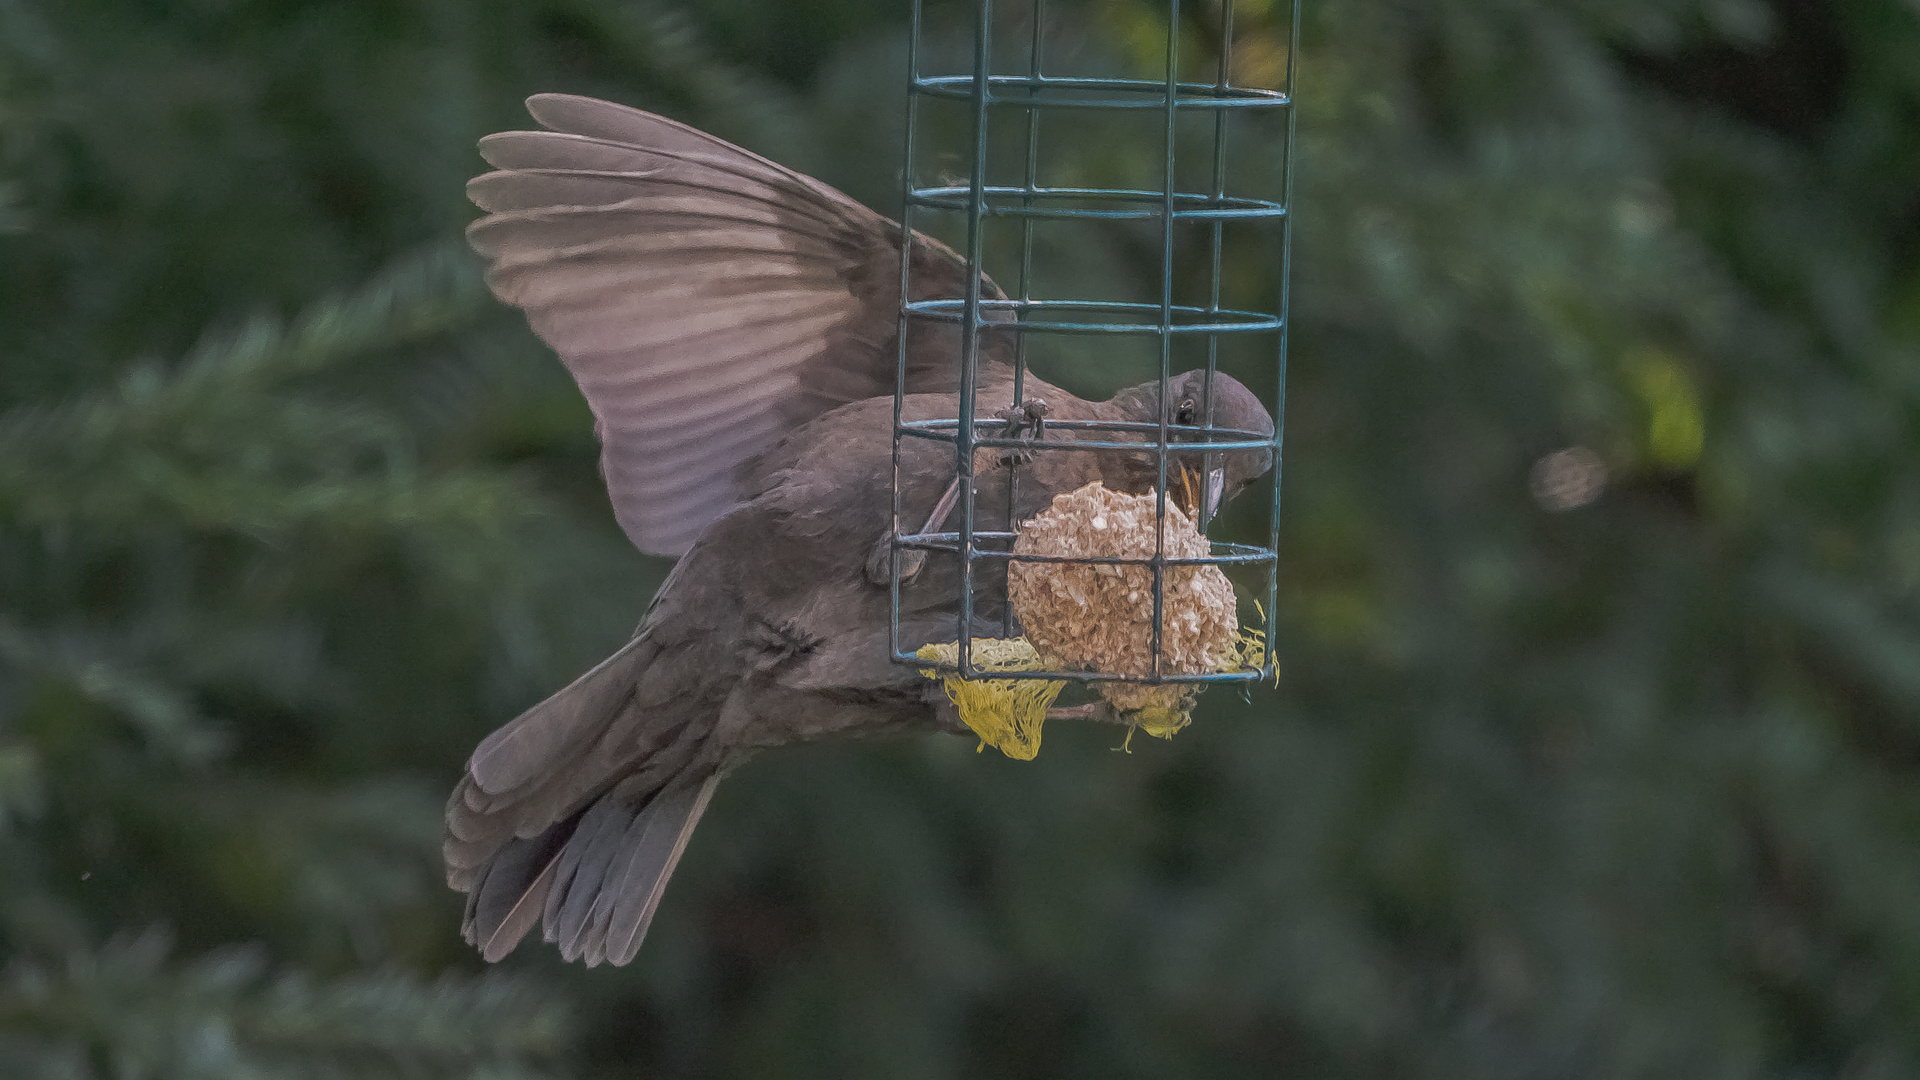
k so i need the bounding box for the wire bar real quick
[906,187,1285,221]
[897,541,1276,567]
[902,299,1280,334]
[912,74,1290,109]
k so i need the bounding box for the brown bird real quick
[446,94,1275,967]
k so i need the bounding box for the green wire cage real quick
[890,0,1298,706]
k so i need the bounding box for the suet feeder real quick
[892,0,1298,753]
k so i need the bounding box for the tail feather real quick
[466,634,655,796]
[464,820,571,961]
[459,771,721,966]
[480,856,560,963]
[544,794,640,953]
[550,773,720,966]
[601,773,720,966]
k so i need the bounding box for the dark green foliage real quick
[0,931,570,1080]
[1,0,1915,1077]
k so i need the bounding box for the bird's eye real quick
[1174,398,1197,426]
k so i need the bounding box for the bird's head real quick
[1108,370,1275,522]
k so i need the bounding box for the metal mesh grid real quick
[891,0,1298,690]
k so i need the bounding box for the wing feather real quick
[465,93,1005,557]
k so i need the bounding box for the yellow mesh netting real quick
[915,637,1067,760]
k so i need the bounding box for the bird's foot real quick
[1046,701,1121,723]
[993,397,1050,468]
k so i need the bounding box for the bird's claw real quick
[993,397,1050,468]
[994,397,1050,436]
[1045,701,1121,723]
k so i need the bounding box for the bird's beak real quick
[1175,465,1201,518]
[1172,464,1228,522]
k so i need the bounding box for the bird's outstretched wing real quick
[467,93,1003,557]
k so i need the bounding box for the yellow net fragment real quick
[1130,702,1192,738]
[1219,600,1279,685]
[1119,617,1273,745]
[916,638,1067,761]
[1217,623,1273,681]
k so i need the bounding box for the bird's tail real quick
[444,633,718,966]
[460,770,719,966]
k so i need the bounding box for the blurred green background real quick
[3,0,1919,1076]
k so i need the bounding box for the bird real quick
[446,93,1276,967]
